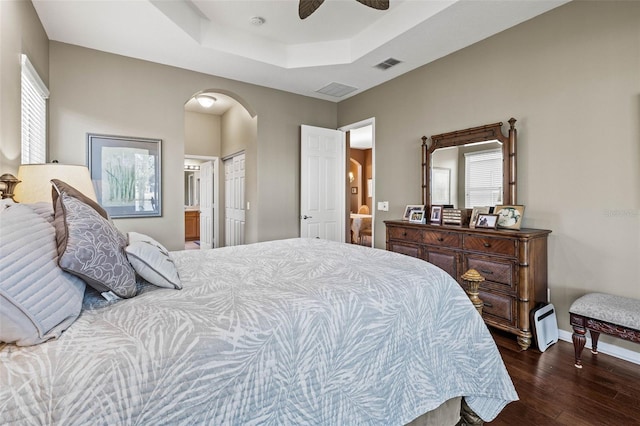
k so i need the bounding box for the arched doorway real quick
[183,90,257,248]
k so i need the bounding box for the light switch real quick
[378,201,389,211]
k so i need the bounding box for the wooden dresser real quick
[385,220,551,350]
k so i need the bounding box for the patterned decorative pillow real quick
[0,204,86,346]
[126,239,182,290]
[52,180,136,299]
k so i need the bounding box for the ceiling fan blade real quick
[355,0,390,11]
[299,0,325,19]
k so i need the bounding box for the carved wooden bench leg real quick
[590,330,600,354]
[571,322,586,369]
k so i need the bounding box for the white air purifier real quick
[532,303,559,352]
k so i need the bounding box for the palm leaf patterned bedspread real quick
[0,238,517,425]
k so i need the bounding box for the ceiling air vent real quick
[315,82,358,98]
[374,58,402,70]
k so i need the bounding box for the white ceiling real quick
[32,0,568,103]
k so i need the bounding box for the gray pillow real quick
[126,239,182,290]
[0,204,86,346]
[52,180,136,299]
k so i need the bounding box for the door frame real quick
[339,117,375,247]
[184,154,219,248]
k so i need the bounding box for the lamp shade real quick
[14,164,97,203]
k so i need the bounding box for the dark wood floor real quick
[488,329,640,425]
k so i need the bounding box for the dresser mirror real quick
[421,118,517,208]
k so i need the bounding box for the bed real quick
[0,185,517,425]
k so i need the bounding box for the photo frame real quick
[469,206,491,229]
[430,205,443,225]
[87,133,162,218]
[494,205,525,230]
[403,204,424,221]
[475,213,498,229]
[409,209,425,223]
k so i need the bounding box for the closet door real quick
[224,153,245,246]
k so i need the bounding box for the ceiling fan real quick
[299,0,389,20]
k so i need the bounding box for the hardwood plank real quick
[488,329,640,425]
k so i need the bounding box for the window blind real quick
[465,149,502,208]
[21,54,49,164]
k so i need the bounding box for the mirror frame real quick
[422,118,517,208]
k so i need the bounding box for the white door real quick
[224,153,245,246]
[300,125,345,242]
[199,159,219,249]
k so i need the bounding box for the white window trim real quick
[21,54,49,165]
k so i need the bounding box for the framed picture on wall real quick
[87,133,162,218]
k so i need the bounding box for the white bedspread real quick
[0,238,517,425]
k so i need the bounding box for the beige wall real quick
[338,1,640,352]
[0,0,49,172]
[48,42,337,250]
[184,111,220,157]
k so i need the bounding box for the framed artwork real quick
[409,209,425,223]
[469,206,491,229]
[87,133,162,218]
[494,205,525,229]
[403,204,424,221]
[351,187,358,194]
[430,205,443,225]
[475,213,498,229]
[431,167,451,205]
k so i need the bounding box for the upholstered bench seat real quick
[569,292,640,368]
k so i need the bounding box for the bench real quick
[569,293,640,368]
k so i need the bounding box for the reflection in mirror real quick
[422,118,517,209]
[431,140,503,208]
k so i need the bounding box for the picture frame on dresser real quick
[469,206,491,229]
[494,205,525,230]
[429,205,443,225]
[409,209,425,223]
[402,204,424,221]
[475,213,498,229]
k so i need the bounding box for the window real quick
[465,149,502,207]
[21,54,49,164]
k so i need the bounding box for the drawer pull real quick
[480,269,493,275]
[402,232,408,237]
[483,302,493,308]
[483,242,491,248]
[437,237,444,242]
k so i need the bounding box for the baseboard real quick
[558,329,640,365]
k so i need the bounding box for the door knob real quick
[302,215,313,219]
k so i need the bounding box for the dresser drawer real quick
[388,226,423,244]
[465,255,516,291]
[480,290,516,327]
[388,242,421,258]
[463,234,517,257]
[423,230,461,248]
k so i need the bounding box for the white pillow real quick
[125,238,182,290]
[0,204,86,346]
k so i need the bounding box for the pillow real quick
[0,204,86,346]
[126,239,182,290]
[52,180,136,299]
